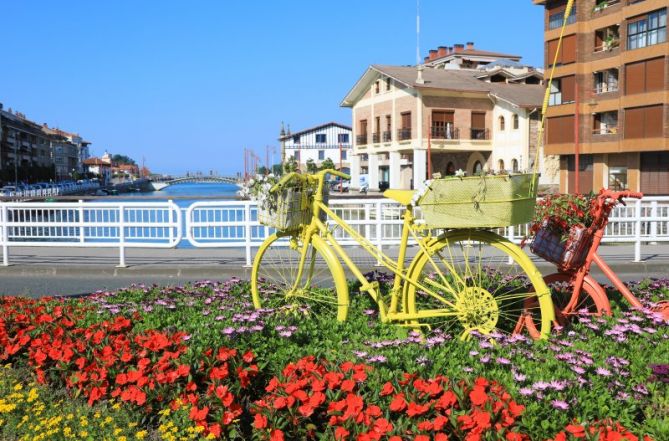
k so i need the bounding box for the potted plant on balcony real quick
[593,0,609,13]
[603,35,619,51]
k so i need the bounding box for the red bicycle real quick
[534,189,669,325]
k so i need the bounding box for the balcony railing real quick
[397,128,412,141]
[382,131,392,142]
[372,132,380,143]
[593,0,620,13]
[592,126,618,135]
[470,128,490,140]
[431,126,459,140]
[356,134,368,145]
[594,38,620,52]
[594,84,618,94]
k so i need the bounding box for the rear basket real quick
[530,221,593,271]
[417,173,538,228]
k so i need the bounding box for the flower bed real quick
[0,276,667,440]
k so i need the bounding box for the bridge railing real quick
[1,197,669,267]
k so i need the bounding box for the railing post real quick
[507,225,515,265]
[117,204,127,268]
[1,204,8,266]
[244,202,252,268]
[375,201,383,266]
[650,200,658,243]
[168,199,175,245]
[78,200,85,244]
[634,198,642,262]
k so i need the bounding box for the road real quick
[0,245,667,297]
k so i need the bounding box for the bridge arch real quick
[150,176,239,191]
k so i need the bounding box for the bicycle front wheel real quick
[251,232,349,321]
[405,229,554,339]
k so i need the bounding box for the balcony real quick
[592,126,618,135]
[397,128,412,141]
[431,126,459,140]
[592,0,620,14]
[470,128,490,140]
[382,131,392,142]
[593,111,619,137]
[593,69,619,94]
[594,26,620,52]
[356,134,368,145]
[372,132,380,143]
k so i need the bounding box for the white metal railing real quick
[1,197,669,267]
[0,200,181,267]
[1,182,100,199]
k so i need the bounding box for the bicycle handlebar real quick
[268,169,351,194]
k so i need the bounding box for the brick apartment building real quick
[341,43,551,191]
[534,0,668,194]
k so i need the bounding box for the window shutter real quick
[645,57,665,92]
[625,61,646,95]
[644,105,664,137]
[471,112,486,129]
[547,115,574,144]
[547,39,560,66]
[641,152,669,195]
[561,75,576,102]
[562,35,576,64]
[624,107,645,138]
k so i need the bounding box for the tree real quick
[319,158,335,171]
[271,163,282,175]
[111,154,136,165]
[283,156,298,173]
[306,159,318,174]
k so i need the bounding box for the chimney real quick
[454,44,464,53]
[466,41,475,50]
[0,102,3,111]
[437,46,447,57]
[424,56,430,63]
[429,49,438,60]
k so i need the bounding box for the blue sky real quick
[0,1,544,175]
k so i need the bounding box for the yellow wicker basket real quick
[417,173,538,228]
[258,187,312,231]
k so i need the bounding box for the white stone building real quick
[279,122,352,173]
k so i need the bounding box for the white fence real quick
[1,197,668,267]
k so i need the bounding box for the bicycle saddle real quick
[383,189,414,206]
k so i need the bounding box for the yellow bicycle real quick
[251,169,554,339]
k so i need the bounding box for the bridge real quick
[149,176,239,191]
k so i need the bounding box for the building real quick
[83,152,112,184]
[278,122,352,172]
[0,104,53,184]
[41,126,79,181]
[534,0,668,194]
[341,43,551,191]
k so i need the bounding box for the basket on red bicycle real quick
[527,193,596,271]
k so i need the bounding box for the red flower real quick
[406,401,430,417]
[189,405,209,422]
[270,429,285,441]
[469,385,488,406]
[334,426,350,440]
[380,381,394,396]
[565,424,585,438]
[253,413,267,429]
[389,393,407,412]
[242,350,255,363]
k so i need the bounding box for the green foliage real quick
[111,154,136,165]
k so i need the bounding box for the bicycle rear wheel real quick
[405,229,553,339]
[251,232,349,321]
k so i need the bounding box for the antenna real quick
[415,0,425,84]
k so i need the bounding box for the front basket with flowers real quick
[239,174,317,231]
[528,193,596,271]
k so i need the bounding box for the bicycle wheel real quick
[405,229,554,339]
[547,273,610,320]
[251,232,349,321]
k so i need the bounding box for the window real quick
[337,133,349,144]
[473,161,483,175]
[627,9,666,50]
[470,112,487,139]
[315,134,326,143]
[625,58,665,94]
[593,111,618,135]
[512,159,519,172]
[432,110,455,139]
[499,116,505,131]
[641,152,669,194]
[318,150,325,160]
[498,159,505,171]
[399,112,411,140]
[341,149,347,160]
[292,135,300,144]
[513,114,519,129]
[548,75,576,106]
[624,105,663,138]
[594,25,620,52]
[384,115,392,141]
[375,81,380,93]
[609,166,628,191]
[547,34,576,66]
[594,69,619,94]
[548,5,576,30]
[385,78,391,91]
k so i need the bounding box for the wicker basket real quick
[417,173,538,228]
[257,186,328,231]
[257,187,312,231]
[530,221,592,271]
